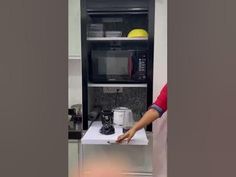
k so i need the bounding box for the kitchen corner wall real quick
[152,0,167,177]
[68,0,82,108]
[68,59,82,108]
[153,0,167,93]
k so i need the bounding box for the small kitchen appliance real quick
[113,107,134,128]
[90,50,147,83]
[99,110,115,135]
[113,107,134,133]
[68,108,82,139]
[113,107,129,125]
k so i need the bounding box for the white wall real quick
[68,60,82,108]
[69,0,81,58]
[68,0,82,108]
[153,0,167,94]
[152,0,167,177]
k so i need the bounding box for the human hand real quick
[116,128,136,143]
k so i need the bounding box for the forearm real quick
[132,108,160,131]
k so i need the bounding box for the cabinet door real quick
[68,141,79,177]
[82,133,153,176]
[69,0,81,59]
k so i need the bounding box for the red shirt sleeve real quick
[150,84,167,115]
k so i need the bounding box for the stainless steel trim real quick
[83,171,152,176]
[121,172,152,176]
[88,83,148,88]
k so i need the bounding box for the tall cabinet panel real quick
[81,0,155,130]
[69,0,81,59]
[68,0,82,140]
[68,0,82,106]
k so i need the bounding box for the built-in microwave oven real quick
[89,50,147,83]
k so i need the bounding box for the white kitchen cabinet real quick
[68,140,79,177]
[68,59,82,107]
[69,0,81,60]
[80,122,153,176]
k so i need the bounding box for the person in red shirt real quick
[116,84,167,143]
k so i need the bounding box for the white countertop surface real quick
[81,121,148,145]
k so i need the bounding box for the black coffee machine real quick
[99,110,115,135]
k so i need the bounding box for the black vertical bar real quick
[146,0,155,131]
[81,0,88,130]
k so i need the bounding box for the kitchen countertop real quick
[81,121,149,145]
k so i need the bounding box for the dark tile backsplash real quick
[88,87,147,121]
